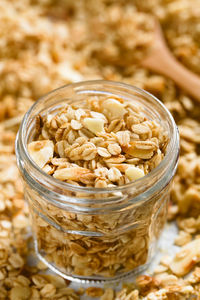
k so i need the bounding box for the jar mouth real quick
[16,80,179,195]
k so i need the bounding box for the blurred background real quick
[1,0,200,121]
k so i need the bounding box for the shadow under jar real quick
[15,80,179,283]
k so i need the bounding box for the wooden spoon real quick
[141,19,200,103]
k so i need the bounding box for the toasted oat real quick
[37,260,48,270]
[187,267,200,284]
[95,178,108,188]
[65,142,97,161]
[105,155,126,164]
[8,253,24,269]
[31,275,49,288]
[116,131,130,147]
[40,283,56,298]
[97,147,112,158]
[115,289,139,300]
[107,143,121,155]
[86,287,104,297]
[147,285,195,300]
[154,273,178,287]
[10,286,31,300]
[100,288,114,300]
[107,119,125,133]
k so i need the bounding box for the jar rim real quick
[16,80,179,196]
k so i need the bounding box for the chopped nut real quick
[83,117,105,134]
[28,140,54,168]
[170,239,200,276]
[174,231,192,246]
[103,98,126,121]
[125,166,145,181]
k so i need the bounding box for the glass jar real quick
[15,80,179,283]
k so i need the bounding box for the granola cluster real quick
[0,0,200,299]
[28,97,168,187]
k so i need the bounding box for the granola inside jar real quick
[15,80,179,282]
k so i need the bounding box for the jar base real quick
[35,240,150,284]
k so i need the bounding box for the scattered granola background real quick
[0,0,200,299]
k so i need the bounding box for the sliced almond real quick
[90,111,108,122]
[53,166,95,182]
[125,166,145,181]
[170,239,200,276]
[28,140,54,168]
[123,142,154,159]
[102,98,126,121]
[83,117,105,135]
[107,163,129,172]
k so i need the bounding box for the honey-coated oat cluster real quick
[0,0,200,299]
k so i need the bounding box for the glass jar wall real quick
[15,80,179,282]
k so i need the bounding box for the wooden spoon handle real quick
[141,24,200,103]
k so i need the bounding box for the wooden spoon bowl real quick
[141,19,200,103]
